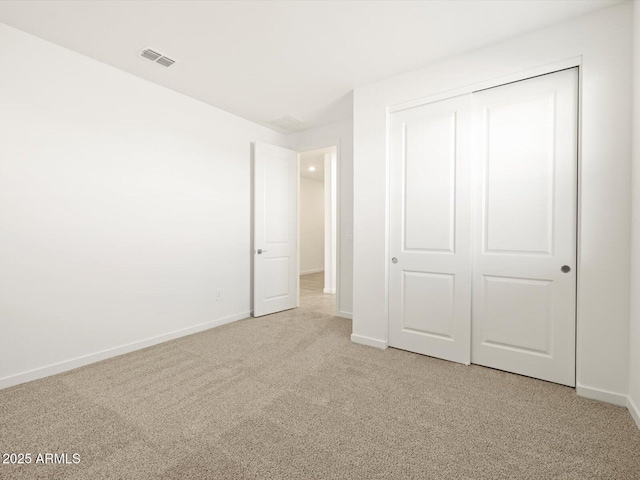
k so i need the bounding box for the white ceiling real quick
[300,146,336,182]
[0,0,623,133]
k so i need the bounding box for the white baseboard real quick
[351,333,388,349]
[627,396,640,430]
[323,288,336,294]
[336,311,352,320]
[0,311,250,391]
[576,384,628,406]
[301,268,324,275]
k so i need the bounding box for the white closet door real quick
[389,94,473,364]
[471,68,578,386]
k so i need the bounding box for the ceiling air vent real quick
[268,115,306,134]
[156,56,175,68]
[140,48,162,61]
[138,47,177,68]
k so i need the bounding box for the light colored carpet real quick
[1,272,639,479]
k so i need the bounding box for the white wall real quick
[288,119,354,318]
[353,3,632,403]
[0,24,288,388]
[300,177,324,274]
[628,0,640,428]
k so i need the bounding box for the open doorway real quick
[298,146,337,316]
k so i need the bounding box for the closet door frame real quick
[386,57,582,382]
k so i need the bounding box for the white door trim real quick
[323,151,337,295]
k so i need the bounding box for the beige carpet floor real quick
[1,272,639,479]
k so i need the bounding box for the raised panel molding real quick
[481,275,553,356]
[483,93,556,255]
[403,113,456,253]
[263,256,290,300]
[402,271,455,339]
[264,156,290,245]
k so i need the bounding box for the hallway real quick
[299,272,335,316]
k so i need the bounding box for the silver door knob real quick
[257,249,268,254]
[391,257,398,264]
[561,265,571,273]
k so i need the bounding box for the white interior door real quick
[388,94,473,364]
[253,142,298,317]
[471,68,578,386]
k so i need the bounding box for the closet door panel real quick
[388,94,473,364]
[471,68,578,386]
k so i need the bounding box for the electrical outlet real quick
[216,289,222,301]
